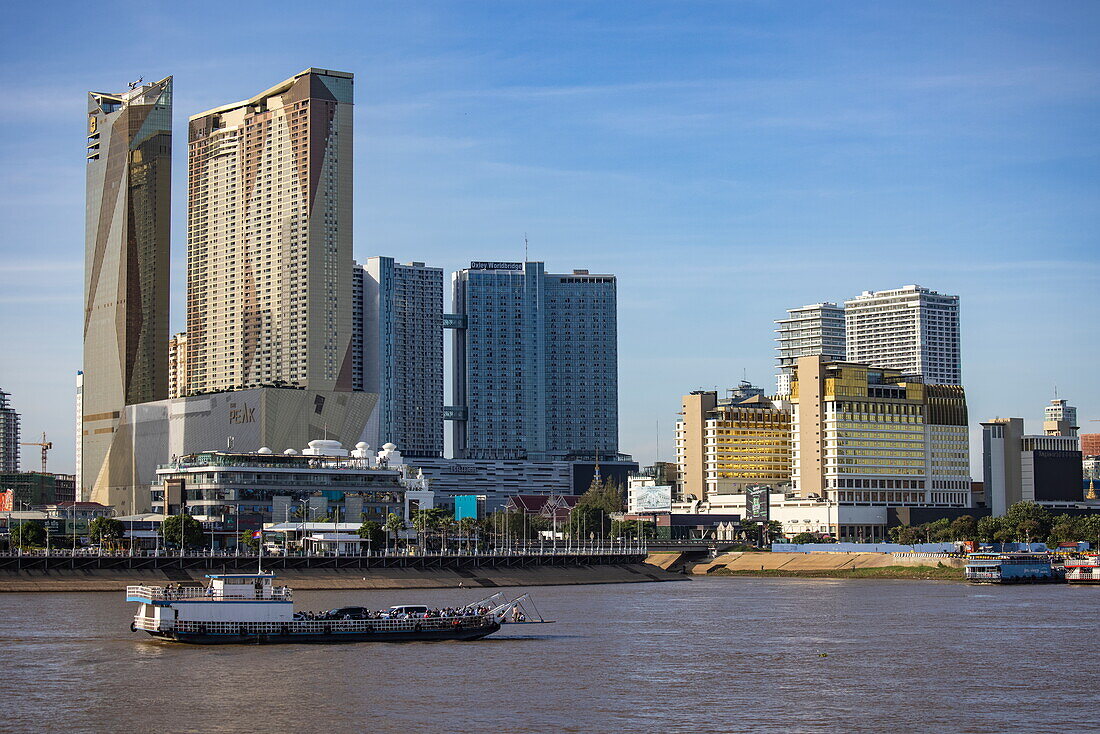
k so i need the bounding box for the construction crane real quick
[20,432,53,474]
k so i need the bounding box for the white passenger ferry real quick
[126,572,533,644]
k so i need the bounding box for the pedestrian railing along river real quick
[2,543,650,559]
[0,546,649,572]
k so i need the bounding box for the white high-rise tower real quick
[844,285,961,385]
[774,302,846,396]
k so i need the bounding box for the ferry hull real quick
[143,622,501,645]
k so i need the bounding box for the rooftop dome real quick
[303,438,349,457]
[382,442,397,451]
[284,449,299,455]
[257,447,273,455]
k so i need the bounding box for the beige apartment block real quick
[167,332,188,398]
[185,68,355,395]
[675,388,791,501]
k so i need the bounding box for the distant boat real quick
[125,573,547,644]
[1064,555,1100,584]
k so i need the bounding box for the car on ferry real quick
[315,606,372,620]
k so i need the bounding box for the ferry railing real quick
[169,615,494,636]
[126,585,293,601]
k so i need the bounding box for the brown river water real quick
[1,577,1097,733]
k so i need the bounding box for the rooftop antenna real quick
[524,233,529,263]
[128,77,144,90]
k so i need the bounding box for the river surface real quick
[1,577,1097,733]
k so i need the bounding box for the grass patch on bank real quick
[710,565,964,581]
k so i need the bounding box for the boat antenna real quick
[258,530,263,574]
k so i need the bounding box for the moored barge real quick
[126,572,509,644]
[964,553,1064,584]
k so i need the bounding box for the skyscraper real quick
[354,257,444,458]
[0,387,20,472]
[185,68,354,394]
[450,261,618,461]
[844,285,961,385]
[790,356,970,506]
[82,77,172,496]
[1043,398,1078,437]
[774,302,846,396]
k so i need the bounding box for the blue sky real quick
[1,1,1098,473]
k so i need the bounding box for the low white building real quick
[302,533,365,556]
[678,490,899,542]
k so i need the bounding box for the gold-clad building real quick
[675,385,791,500]
[790,356,969,508]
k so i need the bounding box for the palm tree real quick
[438,516,457,554]
[411,509,434,552]
[384,512,405,555]
[458,517,480,552]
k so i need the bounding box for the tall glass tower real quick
[82,77,172,500]
[450,261,618,461]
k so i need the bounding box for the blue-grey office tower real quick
[449,261,618,461]
[353,257,445,458]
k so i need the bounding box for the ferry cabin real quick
[129,574,293,632]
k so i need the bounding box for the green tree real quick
[977,515,1005,543]
[10,521,45,549]
[239,530,260,552]
[611,518,656,539]
[893,525,922,545]
[411,508,451,551]
[923,518,953,542]
[1080,515,1100,549]
[88,516,124,546]
[764,520,785,543]
[791,532,818,545]
[578,477,625,515]
[485,511,532,544]
[568,504,611,540]
[160,514,205,549]
[457,517,480,551]
[949,515,977,541]
[384,512,405,553]
[1004,502,1052,542]
[357,520,384,550]
[1017,519,1043,547]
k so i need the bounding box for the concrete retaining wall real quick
[0,563,686,592]
[693,552,966,575]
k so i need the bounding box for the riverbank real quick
[0,562,685,592]
[710,565,963,581]
[687,551,966,581]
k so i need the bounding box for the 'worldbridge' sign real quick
[470,261,523,271]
